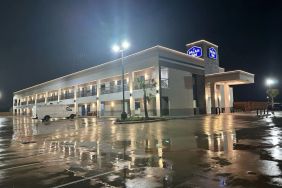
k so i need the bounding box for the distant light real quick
[266,78,277,86]
[122,41,130,50]
[112,44,120,52]
[0,91,2,99]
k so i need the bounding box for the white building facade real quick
[13,40,254,117]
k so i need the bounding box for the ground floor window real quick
[135,101,141,115]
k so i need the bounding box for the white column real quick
[210,82,217,114]
[129,71,135,116]
[97,80,101,117]
[224,83,231,113]
[45,92,48,104]
[155,66,161,117]
[230,87,234,108]
[74,86,78,114]
[58,88,61,102]
[35,94,38,105]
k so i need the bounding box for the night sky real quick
[0,0,282,111]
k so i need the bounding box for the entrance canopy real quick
[205,70,254,85]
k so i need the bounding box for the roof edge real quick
[206,70,255,77]
[14,45,204,94]
[186,40,218,48]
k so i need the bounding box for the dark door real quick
[87,104,91,115]
[81,105,86,116]
[161,97,169,116]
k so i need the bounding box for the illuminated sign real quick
[187,46,202,57]
[208,47,217,59]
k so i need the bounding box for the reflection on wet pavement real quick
[1,113,282,187]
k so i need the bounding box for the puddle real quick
[1,113,282,187]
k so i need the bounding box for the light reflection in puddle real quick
[259,160,281,176]
[196,131,237,153]
[3,114,282,187]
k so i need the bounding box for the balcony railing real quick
[77,89,97,98]
[48,96,58,102]
[37,98,45,103]
[101,85,129,95]
[28,100,35,105]
[60,93,74,100]
[20,102,27,106]
[134,80,155,90]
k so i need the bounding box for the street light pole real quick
[265,78,277,109]
[112,41,130,120]
[121,49,127,120]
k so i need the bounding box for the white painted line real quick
[52,169,126,188]
[0,158,65,171]
[1,162,41,171]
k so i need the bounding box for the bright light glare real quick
[112,44,120,52]
[266,78,277,86]
[122,41,130,49]
[0,92,2,99]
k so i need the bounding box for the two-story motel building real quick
[13,40,254,117]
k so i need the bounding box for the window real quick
[135,101,141,110]
[161,67,169,88]
[91,86,96,95]
[110,81,115,86]
[139,76,145,81]
[135,101,141,115]
[101,84,105,90]
[161,67,168,79]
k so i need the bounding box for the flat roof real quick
[14,45,204,94]
[206,70,255,85]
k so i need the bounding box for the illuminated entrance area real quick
[205,70,254,114]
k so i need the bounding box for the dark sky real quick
[0,0,282,111]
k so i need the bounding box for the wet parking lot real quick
[1,113,282,187]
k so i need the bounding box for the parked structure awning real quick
[205,70,254,85]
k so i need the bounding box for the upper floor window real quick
[161,67,169,88]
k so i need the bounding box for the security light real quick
[122,41,130,50]
[112,44,120,52]
[266,78,277,86]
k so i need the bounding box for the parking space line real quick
[52,168,126,188]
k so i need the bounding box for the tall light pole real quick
[112,41,130,120]
[265,78,277,108]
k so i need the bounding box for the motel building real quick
[13,40,254,117]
